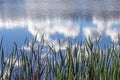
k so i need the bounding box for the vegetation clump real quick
[0,35,120,80]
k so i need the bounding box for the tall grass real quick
[0,35,120,80]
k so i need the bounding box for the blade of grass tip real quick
[14,42,17,51]
[47,43,55,57]
[89,37,94,52]
[66,45,74,80]
[106,47,110,72]
[9,55,20,80]
[14,41,21,76]
[0,36,4,51]
[25,36,30,47]
[11,46,15,61]
[73,44,79,77]
[31,34,37,50]
[86,37,90,47]
[85,40,90,58]
[40,34,45,45]
[58,38,61,48]
[0,47,5,80]
[73,45,78,60]
[29,36,37,77]
[96,35,101,45]
[118,34,120,45]
[59,49,66,72]
[20,49,28,79]
[8,46,19,80]
[37,45,41,79]
[13,42,19,62]
[24,35,29,45]
[37,34,45,76]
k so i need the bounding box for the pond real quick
[0,1,120,80]
[0,0,120,51]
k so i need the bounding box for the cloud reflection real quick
[27,19,80,41]
[83,16,120,42]
[0,18,80,41]
[0,0,120,42]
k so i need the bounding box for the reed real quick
[0,35,120,80]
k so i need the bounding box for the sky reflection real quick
[0,0,120,49]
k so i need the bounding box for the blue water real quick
[0,0,120,52]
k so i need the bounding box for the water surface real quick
[0,0,120,51]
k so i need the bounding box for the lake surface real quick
[0,0,120,51]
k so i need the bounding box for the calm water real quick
[0,0,120,51]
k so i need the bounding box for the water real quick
[0,0,120,51]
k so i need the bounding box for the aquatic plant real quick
[0,35,120,80]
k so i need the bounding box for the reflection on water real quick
[0,0,120,49]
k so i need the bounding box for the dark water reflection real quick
[0,0,120,50]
